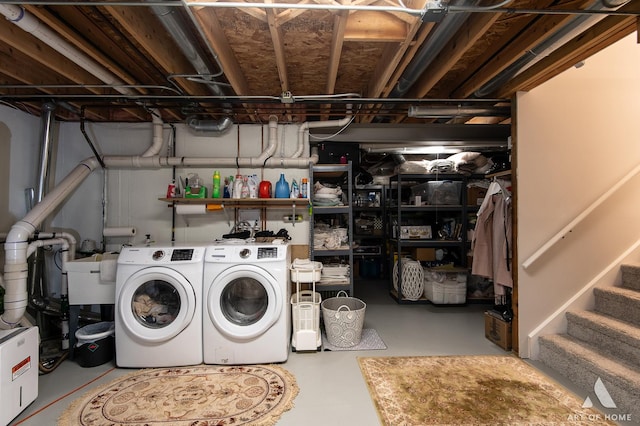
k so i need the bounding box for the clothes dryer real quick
[203,241,290,364]
[115,245,205,367]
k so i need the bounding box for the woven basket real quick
[393,258,424,300]
[321,291,366,347]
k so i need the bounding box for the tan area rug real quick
[358,355,614,426]
[58,364,298,425]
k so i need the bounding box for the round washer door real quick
[118,267,196,343]
[207,264,282,340]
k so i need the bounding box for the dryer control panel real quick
[118,246,206,265]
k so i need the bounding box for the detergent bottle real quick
[212,170,221,198]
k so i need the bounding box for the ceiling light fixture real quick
[408,105,511,118]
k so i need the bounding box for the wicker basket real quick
[393,258,424,300]
[321,291,366,347]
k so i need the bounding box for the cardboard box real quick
[290,244,310,262]
[484,311,512,351]
[411,247,436,261]
[467,186,488,206]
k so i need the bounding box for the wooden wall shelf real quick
[159,198,309,208]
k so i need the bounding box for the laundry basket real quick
[321,291,366,347]
[393,258,424,301]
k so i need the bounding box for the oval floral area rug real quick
[58,364,298,425]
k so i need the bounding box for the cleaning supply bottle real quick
[233,174,243,199]
[212,170,221,198]
[301,178,308,198]
[275,173,289,198]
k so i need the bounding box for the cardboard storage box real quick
[411,247,436,261]
[484,311,512,351]
[467,186,488,206]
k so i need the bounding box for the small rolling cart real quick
[290,259,323,351]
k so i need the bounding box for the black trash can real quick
[74,321,115,367]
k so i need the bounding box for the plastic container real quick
[212,170,221,198]
[275,173,289,198]
[74,321,115,367]
[290,259,323,282]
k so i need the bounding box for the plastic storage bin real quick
[74,321,115,367]
[423,269,467,304]
[411,181,462,205]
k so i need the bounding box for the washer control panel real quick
[118,246,205,265]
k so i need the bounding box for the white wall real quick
[54,118,312,252]
[0,105,41,232]
[517,32,640,357]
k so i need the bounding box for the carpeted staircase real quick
[538,264,640,420]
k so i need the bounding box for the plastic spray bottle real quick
[212,170,221,198]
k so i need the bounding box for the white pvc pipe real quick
[141,109,165,157]
[1,158,98,329]
[0,5,134,95]
[294,112,353,158]
[35,232,77,261]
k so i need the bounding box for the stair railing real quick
[523,163,640,269]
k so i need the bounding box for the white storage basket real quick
[290,258,323,283]
[321,291,366,348]
[393,258,424,301]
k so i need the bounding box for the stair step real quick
[566,310,640,367]
[539,334,640,420]
[594,286,640,327]
[620,264,640,292]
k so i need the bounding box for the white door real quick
[118,267,196,343]
[206,265,282,340]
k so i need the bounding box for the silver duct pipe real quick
[474,0,622,98]
[150,1,233,134]
[36,103,56,205]
[186,116,234,134]
[390,0,479,97]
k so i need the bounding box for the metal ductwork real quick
[149,1,233,134]
[390,0,480,97]
[186,116,234,134]
[474,0,627,98]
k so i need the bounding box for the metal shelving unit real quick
[309,163,354,296]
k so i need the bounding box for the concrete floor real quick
[8,278,624,425]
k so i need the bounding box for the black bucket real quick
[74,321,115,367]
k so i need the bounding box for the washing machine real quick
[203,241,291,364]
[115,244,205,367]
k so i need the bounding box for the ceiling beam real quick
[191,7,251,96]
[265,0,289,91]
[344,11,407,41]
[407,10,500,98]
[496,15,638,97]
[103,5,209,97]
[452,0,594,99]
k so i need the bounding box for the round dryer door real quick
[207,265,282,340]
[118,267,196,343]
